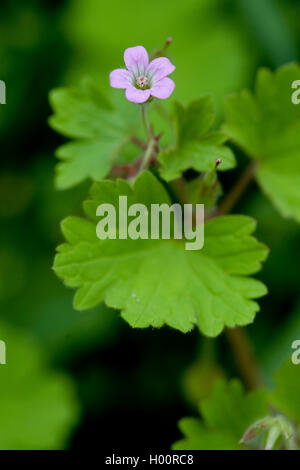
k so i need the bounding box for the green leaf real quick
[172,379,269,450]
[224,63,300,223]
[159,97,236,181]
[261,301,300,380]
[54,171,268,337]
[269,360,300,424]
[49,79,140,189]
[0,321,79,449]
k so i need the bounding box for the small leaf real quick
[172,379,269,450]
[269,359,300,424]
[54,171,268,337]
[49,79,140,189]
[224,63,300,223]
[159,97,236,181]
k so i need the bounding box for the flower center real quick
[136,75,149,90]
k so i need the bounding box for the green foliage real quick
[0,321,79,450]
[159,97,236,181]
[261,301,300,379]
[269,360,300,424]
[4,0,300,452]
[49,79,140,189]
[174,360,300,450]
[54,171,268,337]
[172,379,269,450]
[224,63,300,223]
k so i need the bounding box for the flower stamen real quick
[136,75,149,90]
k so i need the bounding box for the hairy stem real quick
[141,104,153,140]
[225,327,262,390]
[217,161,258,216]
[139,139,156,173]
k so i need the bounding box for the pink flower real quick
[109,45,175,104]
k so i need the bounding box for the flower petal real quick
[109,68,131,88]
[124,46,149,75]
[150,77,175,100]
[147,57,175,82]
[125,85,151,103]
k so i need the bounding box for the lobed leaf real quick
[172,379,269,450]
[224,63,300,223]
[54,171,268,337]
[159,97,236,181]
[49,79,140,189]
[269,360,300,424]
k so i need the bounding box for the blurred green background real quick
[0,0,300,449]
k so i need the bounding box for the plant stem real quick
[139,139,155,173]
[225,327,262,390]
[217,161,258,216]
[141,104,152,140]
[130,135,147,150]
[138,103,157,173]
[216,161,261,389]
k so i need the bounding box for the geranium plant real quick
[49,41,300,450]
